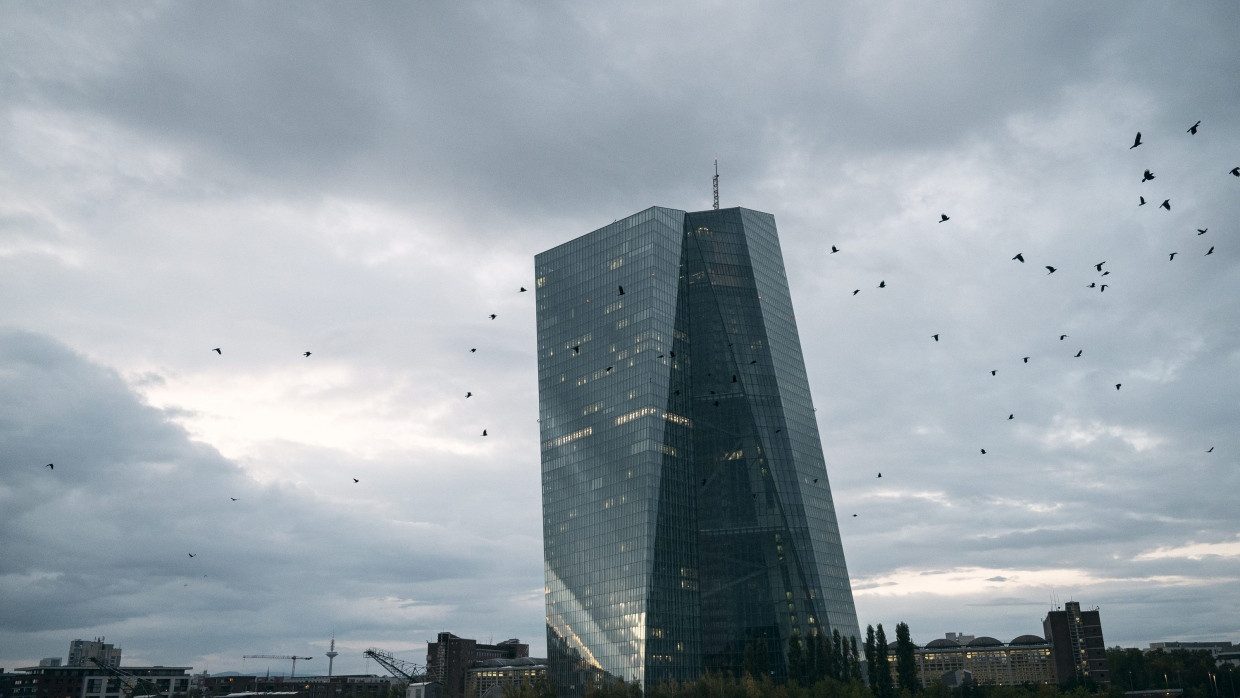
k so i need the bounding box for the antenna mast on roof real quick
[712,158,720,210]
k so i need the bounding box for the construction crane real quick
[87,658,166,698]
[362,648,427,683]
[242,654,313,678]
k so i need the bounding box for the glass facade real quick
[535,207,860,696]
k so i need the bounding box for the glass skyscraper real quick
[534,207,859,695]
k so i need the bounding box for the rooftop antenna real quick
[712,158,720,210]
[326,637,338,677]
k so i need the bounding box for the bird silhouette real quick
[1100,284,1108,292]
[990,370,997,376]
[1130,132,1142,149]
[1012,253,1025,263]
[605,366,612,373]
[212,348,221,354]
[1095,261,1106,272]
[852,289,860,295]
[878,280,886,288]
[851,514,857,517]
[572,345,580,353]
[520,287,527,292]
[1008,414,1014,420]
[876,473,882,478]
[1188,120,1200,134]
[188,553,195,558]
[46,463,53,469]
[1169,252,1178,260]
[669,351,675,358]
[940,214,950,223]
[618,285,625,295]
[1206,246,1215,256]
[1060,334,1068,340]
[1022,357,1030,363]
[1075,350,1083,357]
[1231,167,1240,177]
[1088,282,1096,288]
[831,245,839,253]
[230,497,238,501]
[465,391,472,398]
[303,351,311,357]
[489,314,497,320]
[1198,228,1208,235]
[1205,447,1214,453]
[1160,199,1171,210]
[980,449,987,454]
[1116,384,1122,390]
[482,429,488,436]
[932,334,939,342]
[1045,266,1057,274]
[470,348,477,353]
[1139,196,1147,206]
[1142,170,1155,182]
[353,478,359,483]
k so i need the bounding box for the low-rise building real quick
[891,634,1056,688]
[10,665,191,698]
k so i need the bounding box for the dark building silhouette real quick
[425,633,528,698]
[1044,601,1110,687]
[535,206,860,696]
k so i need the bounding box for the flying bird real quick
[45,463,53,470]
[1060,334,1068,340]
[1142,169,1155,182]
[932,334,939,342]
[605,366,612,373]
[1130,132,1142,149]
[470,348,477,353]
[1198,228,1208,235]
[876,473,882,478]
[303,351,311,357]
[188,553,195,558]
[572,345,580,353]
[618,285,625,295]
[489,314,497,320]
[1045,266,1057,274]
[482,429,488,436]
[852,289,860,295]
[878,280,886,288]
[230,497,238,501]
[980,449,987,454]
[212,348,221,354]
[1088,282,1096,288]
[1188,120,1200,134]
[830,245,839,253]
[353,478,359,483]
[1116,383,1122,390]
[1008,414,1014,420]
[1075,350,1083,357]
[1169,252,1178,260]
[1206,447,1214,453]
[1095,261,1106,272]
[1100,284,1108,292]
[1022,357,1030,363]
[939,214,950,223]
[990,370,997,376]
[1012,253,1025,262]
[520,287,527,292]
[1139,196,1147,206]
[1206,246,1215,256]
[1231,167,1240,177]
[465,391,472,398]
[1160,199,1171,210]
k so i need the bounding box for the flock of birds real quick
[826,122,1231,482]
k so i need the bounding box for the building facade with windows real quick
[535,206,860,696]
[1044,601,1110,688]
[895,635,1056,688]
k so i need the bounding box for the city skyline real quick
[2,2,1239,675]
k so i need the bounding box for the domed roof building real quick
[889,632,1054,689]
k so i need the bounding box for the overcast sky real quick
[2,1,1239,677]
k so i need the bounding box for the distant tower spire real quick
[326,637,338,677]
[712,158,720,210]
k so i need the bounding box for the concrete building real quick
[893,634,1056,688]
[1044,601,1110,687]
[68,640,122,669]
[198,674,399,698]
[464,658,548,698]
[9,664,191,698]
[424,634,528,698]
[536,206,860,695]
